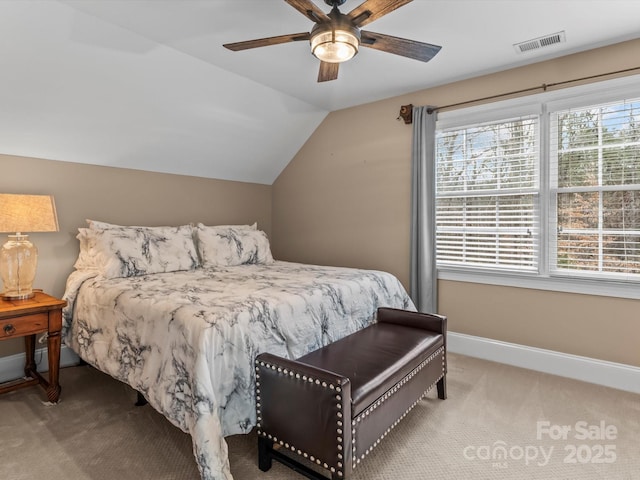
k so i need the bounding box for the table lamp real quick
[0,194,59,300]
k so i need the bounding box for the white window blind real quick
[550,98,640,279]
[436,116,540,271]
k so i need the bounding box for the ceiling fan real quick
[223,0,441,82]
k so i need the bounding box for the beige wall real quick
[272,101,413,282]
[2,40,639,367]
[0,154,271,357]
[272,38,640,367]
[440,281,640,366]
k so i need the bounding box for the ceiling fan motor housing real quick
[310,8,361,63]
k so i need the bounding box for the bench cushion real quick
[297,322,443,416]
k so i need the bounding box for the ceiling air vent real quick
[514,31,566,53]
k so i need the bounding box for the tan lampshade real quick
[0,194,59,233]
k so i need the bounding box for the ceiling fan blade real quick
[285,0,331,23]
[361,30,441,62]
[224,32,310,51]
[318,61,339,82]
[347,0,413,27]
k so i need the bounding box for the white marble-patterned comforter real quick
[62,261,414,480]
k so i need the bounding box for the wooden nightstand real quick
[0,291,67,403]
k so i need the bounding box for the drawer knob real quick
[3,324,16,335]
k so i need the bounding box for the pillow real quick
[74,228,102,271]
[75,225,199,278]
[196,222,257,230]
[89,219,257,230]
[195,225,274,267]
[86,219,129,230]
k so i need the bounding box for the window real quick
[434,76,640,296]
[550,100,640,279]
[436,117,539,271]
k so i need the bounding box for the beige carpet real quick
[0,353,638,480]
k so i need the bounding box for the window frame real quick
[434,74,640,300]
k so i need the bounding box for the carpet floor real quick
[0,353,638,480]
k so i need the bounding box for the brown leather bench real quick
[254,307,447,479]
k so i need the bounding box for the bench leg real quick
[259,435,337,479]
[258,436,273,472]
[135,391,148,407]
[437,376,447,400]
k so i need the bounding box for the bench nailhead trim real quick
[352,347,445,469]
[255,358,346,477]
[353,346,444,424]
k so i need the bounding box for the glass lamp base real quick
[1,234,38,301]
[1,291,36,300]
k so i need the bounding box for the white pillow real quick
[195,225,274,267]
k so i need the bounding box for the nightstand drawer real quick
[0,313,48,338]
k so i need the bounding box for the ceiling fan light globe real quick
[311,29,359,63]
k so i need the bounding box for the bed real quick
[61,221,415,480]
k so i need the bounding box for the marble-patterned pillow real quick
[76,225,199,277]
[86,219,127,230]
[195,225,274,267]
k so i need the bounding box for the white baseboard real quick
[0,345,80,383]
[2,336,637,395]
[448,332,640,394]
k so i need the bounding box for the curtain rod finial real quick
[398,104,413,124]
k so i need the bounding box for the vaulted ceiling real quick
[2,1,640,184]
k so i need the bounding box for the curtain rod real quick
[397,65,640,124]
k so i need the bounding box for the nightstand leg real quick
[24,334,37,378]
[46,331,61,403]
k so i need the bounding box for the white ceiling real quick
[2,0,640,184]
